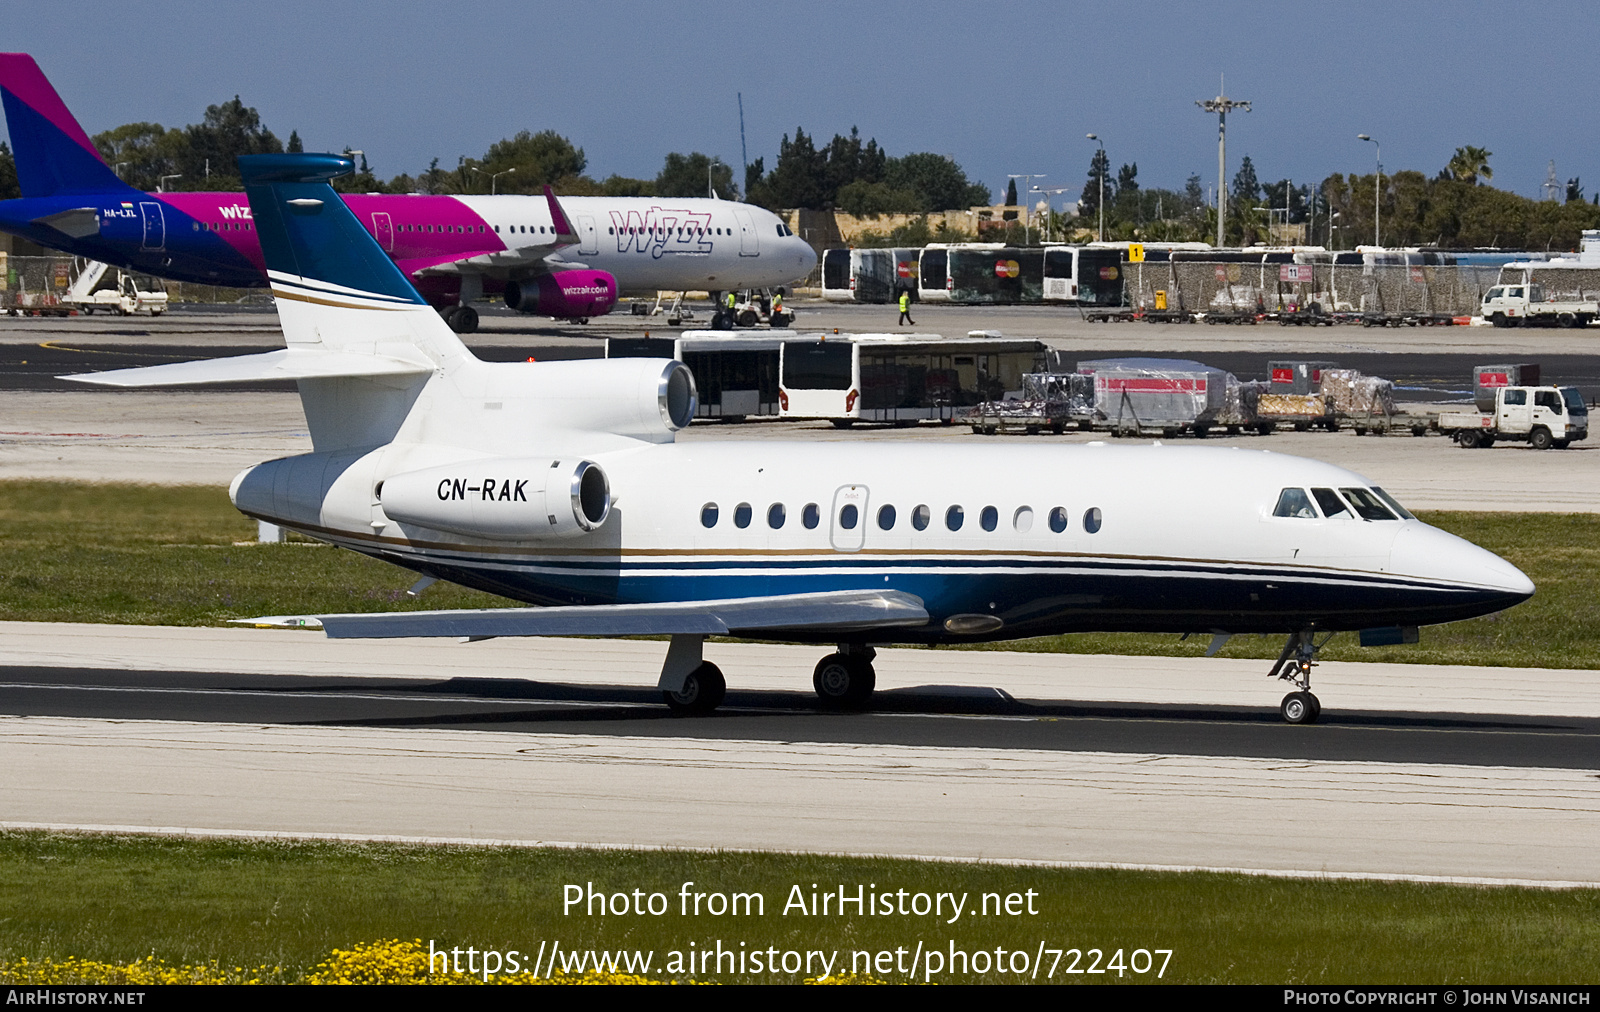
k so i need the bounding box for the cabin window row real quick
[195,221,252,232]
[607,226,733,237]
[700,502,1104,535]
[1273,486,1413,521]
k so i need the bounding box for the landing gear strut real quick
[658,634,725,715]
[1268,630,1330,724]
[813,645,876,709]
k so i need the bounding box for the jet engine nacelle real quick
[504,270,618,319]
[380,457,610,540]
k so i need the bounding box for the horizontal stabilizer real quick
[61,347,434,387]
[236,589,929,639]
[32,207,99,238]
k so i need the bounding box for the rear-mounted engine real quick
[379,457,610,539]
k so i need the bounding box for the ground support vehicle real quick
[1275,304,1335,326]
[68,271,168,316]
[1480,284,1598,328]
[629,291,698,327]
[1437,386,1589,449]
[966,373,1094,434]
[709,289,794,330]
[1256,393,1339,432]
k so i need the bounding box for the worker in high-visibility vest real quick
[897,289,914,326]
[726,291,737,310]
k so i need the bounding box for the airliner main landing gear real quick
[440,304,479,334]
[1268,630,1330,724]
[813,645,876,710]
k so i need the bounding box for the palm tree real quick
[1447,146,1493,185]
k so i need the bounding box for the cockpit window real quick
[1370,487,1415,520]
[1339,488,1398,520]
[1311,488,1349,518]
[1273,488,1317,518]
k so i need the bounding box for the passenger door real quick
[139,202,165,251]
[733,206,759,257]
[371,212,394,252]
[829,484,868,552]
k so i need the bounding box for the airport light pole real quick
[113,161,129,180]
[1358,135,1381,248]
[157,174,181,193]
[491,167,516,194]
[1086,134,1105,242]
[1196,79,1250,248]
[1032,185,1074,243]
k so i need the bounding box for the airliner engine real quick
[504,270,618,319]
[379,457,609,539]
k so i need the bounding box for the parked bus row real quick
[606,332,1046,426]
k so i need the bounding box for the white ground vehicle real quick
[62,260,168,316]
[1480,284,1597,328]
[1438,385,1589,449]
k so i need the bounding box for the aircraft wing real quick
[238,589,930,639]
[60,347,434,387]
[411,185,582,279]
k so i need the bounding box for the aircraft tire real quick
[813,654,875,710]
[448,306,479,334]
[1280,691,1319,725]
[663,661,726,715]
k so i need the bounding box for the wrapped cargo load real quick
[1256,393,1328,418]
[1322,369,1396,417]
[1022,372,1095,415]
[1076,358,1259,431]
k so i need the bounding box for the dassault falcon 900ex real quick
[66,154,1535,724]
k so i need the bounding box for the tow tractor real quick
[710,288,795,330]
[1438,385,1589,449]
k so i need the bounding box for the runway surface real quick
[1,624,1596,881]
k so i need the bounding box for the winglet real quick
[0,53,137,198]
[545,184,579,245]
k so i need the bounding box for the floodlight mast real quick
[1196,77,1250,247]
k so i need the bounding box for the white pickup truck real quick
[1438,385,1589,449]
[1480,284,1597,328]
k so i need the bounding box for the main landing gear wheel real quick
[447,305,479,334]
[663,661,725,715]
[1280,691,1321,725]
[813,653,876,709]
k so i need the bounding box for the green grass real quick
[0,481,1591,668]
[0,831,1594,984]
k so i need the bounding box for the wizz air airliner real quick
[0,54,815,332]
[68,153,1535,724]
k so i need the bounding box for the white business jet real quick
[68,154,1535,724]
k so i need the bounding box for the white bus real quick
[779,333,1047,425]
[819,247,922,303]
[607,332,785,420]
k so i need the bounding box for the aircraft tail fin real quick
[240,153,470,451]
[0,53,137,198]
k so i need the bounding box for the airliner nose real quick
[794,237,817,274]
[1389,523,1534,600]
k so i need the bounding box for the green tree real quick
[654,152,736,199]
[759,128,827,209]
[0,142,17,200]
[92,122,176,192]
[1446,146,1493,185]
[477,130,587,192]
[287,130,303,154]
[174,96,284,190]
[1079,148,1110,223]
[883,152,989,211]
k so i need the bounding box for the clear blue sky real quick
[6,0,1597,204]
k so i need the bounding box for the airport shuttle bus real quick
[607,333,783,420]
[780,334,1047,425]
[1041,245,1127,305]
[820,248,922,303]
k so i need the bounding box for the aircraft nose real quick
[794,238,817,273]
[1389,523,1534,600]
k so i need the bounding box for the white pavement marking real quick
[0,715,1595,883]
[3,620,1598,716]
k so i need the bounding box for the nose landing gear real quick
[1269,630,1331,724]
